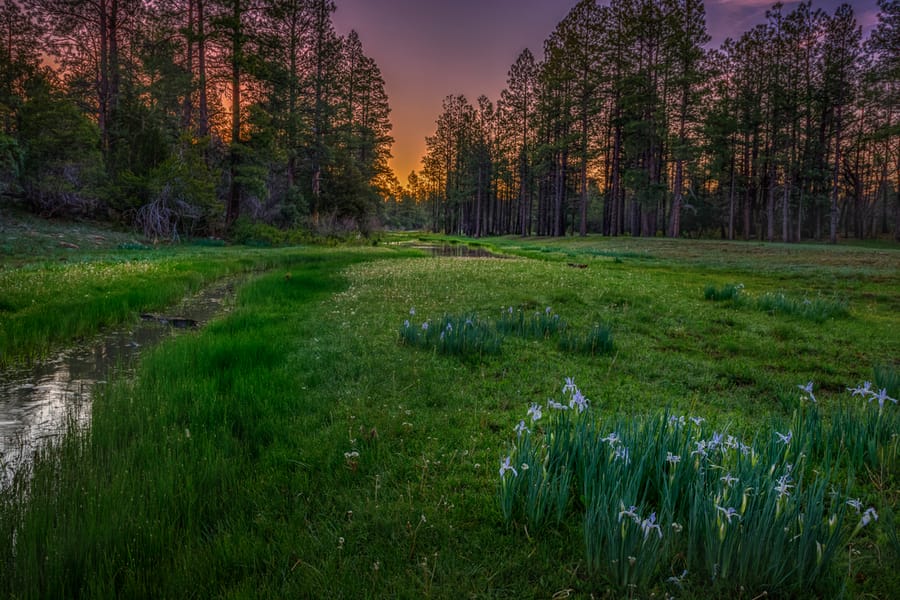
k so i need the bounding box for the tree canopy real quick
[417,0,898,242]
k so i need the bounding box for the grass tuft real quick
[495,305,567,339]
[704,283,744,302]
[399,313,502,357]
[754,292,849,322]
[558,323,615,356]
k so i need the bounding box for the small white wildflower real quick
[716,505,741,523]
[618,503,640,524]
[721,473,739,487]
[860,507,878,527]
[797,381,816,403]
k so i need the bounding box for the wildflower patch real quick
[399,306,614,358]
[703,282,849,323]
[499,378,897,595]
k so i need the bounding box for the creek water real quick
[409,244,509,258]
[0,279,238,482]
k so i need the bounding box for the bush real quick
[230,218,311,247]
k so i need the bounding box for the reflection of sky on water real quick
[0,281,235,483]
[411,244,509,259]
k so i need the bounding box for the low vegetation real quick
[1,233,898,598]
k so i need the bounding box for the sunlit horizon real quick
[332,0,880,188]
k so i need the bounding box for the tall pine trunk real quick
[226,0,242,229]
[829,104,842,244]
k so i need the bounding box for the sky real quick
[331,0,881,185]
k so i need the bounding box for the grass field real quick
[1,227,898,598]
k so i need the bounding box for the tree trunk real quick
[727,151,736,241]
[197,0,209,137]
[782,173,790,242]
[610,121,622,236]
[98,0,108,154]
[829,104,842,244]
[182,0,194,130]
[226,0,242,228]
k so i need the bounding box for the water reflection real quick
[410,244,508,258]
[0,280,237,482]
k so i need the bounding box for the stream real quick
[407,244,510,258]
[0,279,238,483]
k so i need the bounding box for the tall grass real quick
[0,247,349,366]
[874,363,899,398]
[0,256,365,597]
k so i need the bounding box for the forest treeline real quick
[411,0,899,242]
[0,0,393,238]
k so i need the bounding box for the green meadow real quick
[1,233,898,598]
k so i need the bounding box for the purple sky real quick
[331,0,880,183]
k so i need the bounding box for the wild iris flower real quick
[527,403,543,422]
[547,399,568,411]
[870,388,897,408]
[848,381,873,397]
[499,456,518,478]
[563,377,576,395]
[716,505,741,523]
[797,381,816,402]
[720,473,739,487]
[641,512,663,539]
[515,420,529,436]
[774,473,794,498]
[691,440,708,457]
[602,432,620,447]
[775,430,793,445]
[860,507,878,527]
[618,504,640,523]
[614,446,630,464]
[569,389,589,413]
